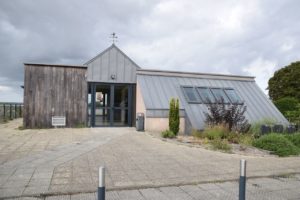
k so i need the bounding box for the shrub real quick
[274,97,300,124]
[210,138,232,152]
[285,133,300,148]
[238,134,254,146]
[169,98,180,135]
[203,124,229,140]
[227,132,241,144]
[274,97,299,115]
[204,99,250,133]
[192,129,206,139]
[161,130,175,138]
[253,133,300,157]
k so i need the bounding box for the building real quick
[23,44,289,133]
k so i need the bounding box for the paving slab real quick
[1,119,300,199]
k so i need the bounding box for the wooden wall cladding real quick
[23,65,87,128]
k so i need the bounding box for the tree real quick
[268,61,300,101]
[274,97,299,115]
[169,98,180,135]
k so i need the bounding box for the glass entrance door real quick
[91,84,132,127]
[94,85,111,126]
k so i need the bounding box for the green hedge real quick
[253,133,300,157]
[285,133,300,148]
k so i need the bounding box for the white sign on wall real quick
[52,116,66,127]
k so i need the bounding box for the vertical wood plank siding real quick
[23,65,87,128]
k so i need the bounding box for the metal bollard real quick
[98,166,105,200]
[239,159,246,200]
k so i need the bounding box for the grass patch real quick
[253,133,300,157]
[192,129,205,139]
[75,123,86,128]
[161,130,175,138]
[210,138,232,152]
[18,125,26,130]
[203,125,229,140]
[238,134,254,146]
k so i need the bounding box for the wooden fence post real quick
[3,104,5,120]
[9,104,12,120]
[14,104,17,118]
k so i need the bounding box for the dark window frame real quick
[181,86,201,103]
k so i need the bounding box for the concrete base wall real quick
[145,117,185,134]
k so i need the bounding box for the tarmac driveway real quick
[1,119,300,199]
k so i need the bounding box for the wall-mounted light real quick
[111,74,116,80]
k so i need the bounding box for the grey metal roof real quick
[137,69,255,81]
[86,44,140,83]
[137,73,289,131]
[84,44,141,68]
[24,63,87,69]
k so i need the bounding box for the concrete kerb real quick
[1,172,299,200]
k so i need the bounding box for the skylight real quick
[224,88,242,104]
[182,87,200,103]
[196,87,215,103]
[210,88,230,103]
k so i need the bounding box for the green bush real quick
[274,97,300,124]
[192,129,206,139]
[161,130,175,138]
[169,98,180,135]
[203,125,229,140]
[253,133,300,157]
[285,133,300,148]
[274,97,299,115]
[210,138,232,152]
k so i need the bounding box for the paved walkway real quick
[1,119,300,199]
[5,175,300,199]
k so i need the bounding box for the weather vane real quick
[110,32,118,44]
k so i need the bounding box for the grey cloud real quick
[0,0,299,101]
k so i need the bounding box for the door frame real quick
[88,82,133,127]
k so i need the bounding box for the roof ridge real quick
[84,44,141,69]
[137,68,255,81]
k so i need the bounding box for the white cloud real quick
[243,57,277,94]
[0,0,300,101]
[0,85,12,92]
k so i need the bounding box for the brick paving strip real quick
[2,175,300,199]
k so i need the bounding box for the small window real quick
[196,87,215,103]
[210,88,230,103]
[182,87,199,103]
[224,89,242,104]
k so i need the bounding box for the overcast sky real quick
[0,0,299,102]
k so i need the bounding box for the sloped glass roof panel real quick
[224,88,242,104]
[196,87,215,103]
[210,88,230,103]
[182,87,200,103]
